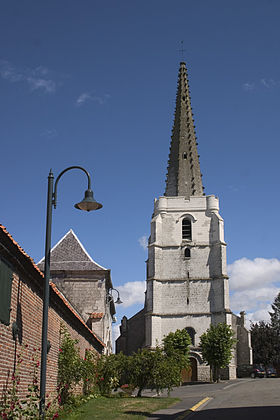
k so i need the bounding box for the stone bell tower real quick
[116,62,252,379]
[145,62,235,380]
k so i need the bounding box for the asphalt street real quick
[145,378,280,420]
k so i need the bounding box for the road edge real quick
[175,397,211,420]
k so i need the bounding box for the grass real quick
[59,395,180,420]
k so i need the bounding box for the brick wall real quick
[0,226,104,402]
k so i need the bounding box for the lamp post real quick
[39,166,102,418]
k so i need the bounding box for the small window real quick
[0,259,13,325]
[186,327,196,345]
[184,248,191,258]
[182,218,192,240]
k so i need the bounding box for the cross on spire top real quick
[179,40,185,60]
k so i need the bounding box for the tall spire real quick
[165,62,204,198]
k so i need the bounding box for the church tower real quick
[116,62,252,380]
[145,62,234,380]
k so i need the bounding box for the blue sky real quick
[1,0,280,338]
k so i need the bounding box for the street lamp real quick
[107,287,123,305]
[39,166,102,418]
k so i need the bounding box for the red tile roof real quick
[0,224,105,348]
[89,312,103,319]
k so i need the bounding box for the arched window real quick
[184,248,191,258]
[182,218,192,240]
[186,327,196,345]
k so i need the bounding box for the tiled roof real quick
[37,229,107,271]
[88,312,103,319]
[0,224,44,278]
[0,224,105,348]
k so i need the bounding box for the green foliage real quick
[269,292,280,332]
[200,323,236,382]
[81,349,99,396]
[163,329,191,357]
[250,321,280,365]
[149,347,182,395]
[96,353,127,395]
[250,291,280,367]
[127,344,185,397]
[128,349,155,397]
[163,329,191,370]
[58,324,84,404]
[0,344,45,419]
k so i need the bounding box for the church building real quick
[116,62,252,380]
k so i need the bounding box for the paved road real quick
[146,378,280,419]
[194,378,280,420]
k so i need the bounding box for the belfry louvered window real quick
[182,218,192,240]
[0,259,13,325]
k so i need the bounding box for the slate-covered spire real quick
[165,62,204,198]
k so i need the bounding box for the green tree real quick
[162,328,191,376]
[58,324,83,404]
[250,321,280,365]
[96,352,127,395]
[128,332,191,398]
[128,349,156,397]
[269,292,280,332]
[200,323,236,382]
[150,347,183,395]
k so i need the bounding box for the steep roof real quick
[38,229,107,272]
[0,224,105,349]
[165,62,204,198]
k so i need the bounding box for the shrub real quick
[57,324,84,404]
[96,353,127,395]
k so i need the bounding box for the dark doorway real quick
[181,357,198,382]
[190,357,197,381]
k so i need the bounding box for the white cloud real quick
[260,78,279,88]
[228,257,280,291]
[27,77,55,93]
[246,306,271,328]
[40,129,58,138]
[76,92,92,106]
[117,281,146,308]
[112,322,121,343]
[0,59,56,94]
[242,78,280,92]
[243,82,255,91]
[76,92,110,106]
[230,287,278,313]
[138,235,148,250]
[228,257,280,325]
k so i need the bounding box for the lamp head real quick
[115,297,123,305]
[74,189,103,212]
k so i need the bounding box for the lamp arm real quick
[53,166,92,208]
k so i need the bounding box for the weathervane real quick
[179,40,185,60]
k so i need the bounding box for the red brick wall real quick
[0,269,101,402]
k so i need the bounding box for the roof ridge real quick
[38,229,107,270]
